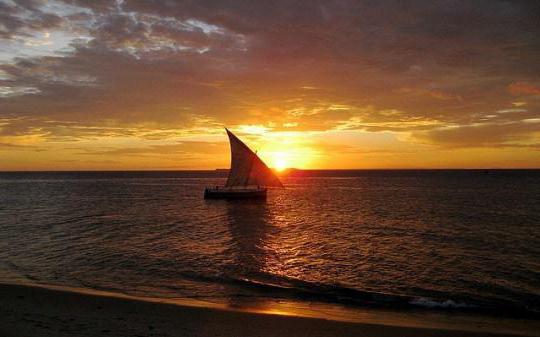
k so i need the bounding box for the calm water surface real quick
[1,170,539,321]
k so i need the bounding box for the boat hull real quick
[204,187,267,199]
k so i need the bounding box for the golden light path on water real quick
[205,187,540,337]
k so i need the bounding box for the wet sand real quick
[0,283,535,337]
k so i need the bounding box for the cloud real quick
[396,87,463,102]
[78,141,228,157]
[413,120,540,148]
[0,1,63,39]
[0,141,44,151]
[508,82,540,97]
[0,85,40,97]
[89,11,246,58]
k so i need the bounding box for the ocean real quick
[1,170,539,325]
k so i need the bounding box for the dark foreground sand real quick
[0,283,535,337]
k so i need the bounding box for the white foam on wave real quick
[410,297,472,309]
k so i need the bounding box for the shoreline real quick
[1,282,538,337]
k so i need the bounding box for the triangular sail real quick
[225,129,283,188]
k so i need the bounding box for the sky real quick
[0,0,539,170]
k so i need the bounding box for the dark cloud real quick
[77,141,228,157]
[0,0,64,39]
[0,141,44,151]
[509,82,540,97]
[414,120,540,148]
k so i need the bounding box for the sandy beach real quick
[1,283,536,337]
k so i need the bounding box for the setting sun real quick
[271,152,289,172]
[273,158,288,172]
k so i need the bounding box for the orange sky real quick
[0,1,539,170]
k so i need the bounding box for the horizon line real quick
[0,168,539,173]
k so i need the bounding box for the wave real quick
[176,271,540,318]
[409,297,474,309]
[4,258,538,318]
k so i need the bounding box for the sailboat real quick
[204,128,283,199]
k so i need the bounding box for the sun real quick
[271,152,289,172]
[274,158,288,172]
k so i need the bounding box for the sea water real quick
[1,170,539,328]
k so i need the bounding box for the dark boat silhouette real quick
[204,128,283,199]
